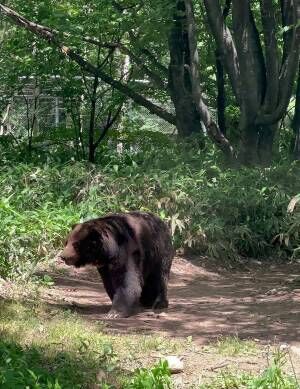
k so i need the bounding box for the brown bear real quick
[60,212,174,318]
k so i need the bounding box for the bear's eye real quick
[89,240,97,248]
[73,242,80,251]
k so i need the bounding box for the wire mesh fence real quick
[1,82,176,140]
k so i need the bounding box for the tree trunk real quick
[240,116,278,166]
[216,51,227,136]
[183,0,235,159]
[215,0,231,136]
[88,144,96,163]
[257,124,277,166]
[240,121,259,166]
[168,0,203,138]
[88,74,99,163]
[292,65,300,160]
[204,0,299,165]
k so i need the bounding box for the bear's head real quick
[60,222,108,268]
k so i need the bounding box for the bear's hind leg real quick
[152,274,169,309]
[141,272,169,310]
[152,254,173,310]
[140,274,158,308]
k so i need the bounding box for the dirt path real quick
[44,256,300,347]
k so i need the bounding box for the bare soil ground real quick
[1,256,296,386]
[39,256,300,385]
[44,256,300,347]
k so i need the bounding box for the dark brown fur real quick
[60,212,174,318]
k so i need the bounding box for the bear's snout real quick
[59,253,78,266]
[60,244,79,266]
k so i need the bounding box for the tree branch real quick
[139,48,169,77]
[82,39,167,89]
[215,0,232,135]
[114,44,167,89]
[232,0,266,114]
[0,3,176,126]
[256,0,300,125]
[259,0,280,112]
[94,101,123,149]
[281,0,295,63]
[203,0,241,102]
[111,1,169,81]
[184,0,235,159]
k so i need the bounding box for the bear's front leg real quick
[106,257,142,318]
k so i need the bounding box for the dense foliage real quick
[0,131,299,280]
[0,0,299,163]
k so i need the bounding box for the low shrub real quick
[124,360,171,389]
[0,340,62,388]
[0,130,299,279]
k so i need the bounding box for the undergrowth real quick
[0,299,298,388]
[0,130,300,279]
[0,299,178,388]
[202,350,299,389]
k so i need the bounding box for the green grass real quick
[214,336,258,356]
[201,355,299,389]
[200,343,299,388]
[0,299,181,388]
[0,298,298,388]
[0,301,117,388]
[124,360,171,389]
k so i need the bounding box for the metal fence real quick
[1,83,176,139]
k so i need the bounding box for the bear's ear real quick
[71,223,78,230]
[88,227,102,244]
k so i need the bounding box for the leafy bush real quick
[281,194,300,259]
[0,130,300,279]
[124,360,171,389]
[0,340,61,388]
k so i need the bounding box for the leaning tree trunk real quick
[168,0,203,138]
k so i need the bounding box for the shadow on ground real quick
[43,257,300,345]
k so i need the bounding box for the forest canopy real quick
[0,0,299,164]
